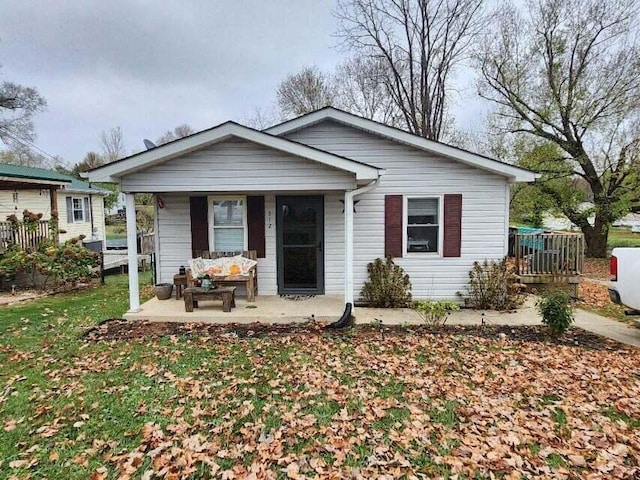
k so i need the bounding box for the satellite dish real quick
[143,139,156,150]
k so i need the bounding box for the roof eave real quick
[86,122,381,183]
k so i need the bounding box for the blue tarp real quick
[517,227,545,250]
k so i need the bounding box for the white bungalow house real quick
[85,107,536,314]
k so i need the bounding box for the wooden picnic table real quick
[183,286,236,313]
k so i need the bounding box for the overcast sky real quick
[0,0,486,166]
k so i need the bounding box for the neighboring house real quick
[0,164,109,247]
[86,107,537,313]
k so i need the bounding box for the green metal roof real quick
[0,163,110,195]
[0,163,73,183]
[65,176,110,195]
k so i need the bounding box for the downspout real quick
[344,172,384,306]
[89,193,95,239]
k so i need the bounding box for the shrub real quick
[413,300,460,326]
[360,256,412,307]
[538,290,574,337]
[0,237,100,290]
[458,258,524,310]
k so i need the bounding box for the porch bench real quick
[184,286,236,313]
[188,250,258,302]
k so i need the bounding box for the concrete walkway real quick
[129,294,640,348]
[355,298,640,348]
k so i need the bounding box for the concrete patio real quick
[124,294,348,324]
[125,295,640,348]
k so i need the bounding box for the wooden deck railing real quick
[139,233,155,254]
[0,220,52,252]
[514,232,585,277]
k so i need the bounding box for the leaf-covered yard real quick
[1,275,639,479]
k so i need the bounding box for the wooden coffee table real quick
[183,286,236,313]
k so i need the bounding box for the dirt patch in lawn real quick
[578,278,629,322]
[582,258,610,281]
[84,319,629,351]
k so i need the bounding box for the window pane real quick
[408,198,438,225]
[407,226,438,252]
[214,227,244,251]
[213,200,244,226]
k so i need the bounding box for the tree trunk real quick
[583,219,609,258]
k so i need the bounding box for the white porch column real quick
[344,192,355,305]
[125,192,141,313]
[343,176,383,307]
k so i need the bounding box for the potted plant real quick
[153,283,173,300]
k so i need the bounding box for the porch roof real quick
[85,122,383,184]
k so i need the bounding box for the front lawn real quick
[609,226,640,250]
[1,275,639,479]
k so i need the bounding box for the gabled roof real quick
[266,107,538,182]
[85,121,383,183]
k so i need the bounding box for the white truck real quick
[609,247,640,314]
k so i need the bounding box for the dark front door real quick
[276,195,324,294]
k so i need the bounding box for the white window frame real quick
[207,195,248,252]
[403,195,444,256]
[72,197,87,223]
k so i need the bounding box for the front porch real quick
[124,294,352,323]
[123,294,436,324]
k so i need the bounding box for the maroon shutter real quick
[246,195,265,258]
[443,194,462,257]
[189,196,209,257]
[385,195,403,258]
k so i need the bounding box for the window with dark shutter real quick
[247,196,265,258]
[385,195,403,258]
[66,196,73,223]
[83,197,91,223]
[443,194,462,257]
[189,197,209,257]
[70,197,86,222]
[406,198,439,253]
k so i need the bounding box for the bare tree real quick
[477,0,640,257]
[73,151,104,174]
[0,76,47,151]
[334,56,401,125]
[276,66,337,118]
[242,105,280,129]
[156,123,195,145]
[100,126,126,162]
[335,0,485,141]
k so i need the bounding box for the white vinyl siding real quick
[0,189,51,220]
[121,138,356,193]
[285,119,509,300]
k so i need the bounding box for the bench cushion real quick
[189,255,257,277]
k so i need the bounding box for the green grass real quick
[0,276,638,478]
[105,224,126,240]
[608,227,640,249]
